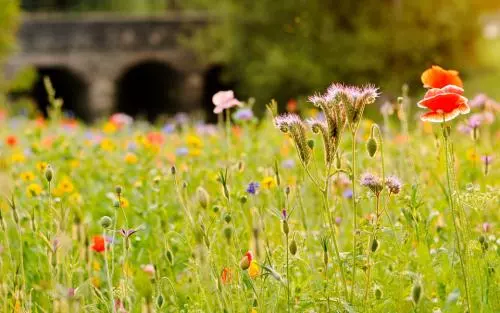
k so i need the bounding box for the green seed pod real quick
[100,216,112,229]
[224,213,232,223]
[366,137,378,158]
[45,165,53,182]
[289,239,297,255]
[282,220,289,235]
[412,282,423,305]
[371,238,379,253]
[156,294,164,308]
[212,205,220,213]
[196,187,210,209]
[223,226,233,242]
[166,250,174,264]
[115,185,122,196]
[239,195,247,204]
[307,139,315,149]
[375,287,382,300]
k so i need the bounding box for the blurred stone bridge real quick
[6,13,225,122]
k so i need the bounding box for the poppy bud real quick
[170,166,176,175]
[224,213,232,223]
[113,199,120,208]
[212,205,220,213]
[166,250,174,264]
[282,220,289,235]
[375,287,382,300]
[307,139,315,149]
[115,185,122,196]
[285,186,291,196]
[100,216,112,229]
[45,165,53,182]
[240,252,252,270]
[371,238,379,252]
[411,282,423,305]
[196,187,210,209]
[223,226,233,242]
[157,294,164,308]
[238,161,245,172]
[366,137,378,158]
[289,239,297,255]
[240,195,247,204]
[182,181,188,189]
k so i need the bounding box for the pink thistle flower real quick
[212,90,241,114]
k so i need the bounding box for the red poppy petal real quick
[418,93,463,112]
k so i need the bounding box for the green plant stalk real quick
[363,194,380,308]
[350,129,358,303]
[103,229,115,313]
[286,231,290,313]
[442,124,472,313]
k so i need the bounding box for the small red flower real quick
[221,267,232,284]
[5,135,17,147]
[421,65,463,89]
[146,131,165,145]
[91,235,106,253]
[286,99,298,112]
[417,85,469,122]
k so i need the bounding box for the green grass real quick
[0,90,498,313]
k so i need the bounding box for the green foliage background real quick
[185,1,484,104]
[0,0,20,90]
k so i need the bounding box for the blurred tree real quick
[0,0,20,94]
[184,0,485,105]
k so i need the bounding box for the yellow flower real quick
[134,180,143,189]
[250,309,258,313]
[261,176,276,189]
[27,183,43,197]
[100,138,115,152]
[103,122,117,134]
[91,276,101,288]
[20,171,35,182]
[248,261,260,279]
[186,135,203,148]
[57,177,74,194]
[120,197,129,208]
[69,193,82,204]
[11,153,26,163]
[466,148,479,162]
[189,148,202,157]
[70,159,80,168]
[124,152,138,165]
[36,161,48,172]
[92,260,101,271]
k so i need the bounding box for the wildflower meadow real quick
[0,66,499,313]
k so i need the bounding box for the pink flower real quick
[212,90,241,114]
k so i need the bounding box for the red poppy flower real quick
[146,131,165,145]
[417,85,469,122]
[421,65,463,89]
[91,235,106,253]
[5,135,17,147]
[221,267,232,284]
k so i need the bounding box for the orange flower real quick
[421,65,463,89]
[221,267,232,284]
[5,135,17,147]
[91,235,106,253]
[417,85,469,122]
[286,98,298,112]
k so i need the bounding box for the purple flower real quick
[469,93,488,108]
[212,90,241,114]
[335,216,342,225]
[162,123,176,134]
[233,108,254,121]
[385,175,402,195]
[174,112,189,124]
[482,222,491,233]
[282,159,295,169]
[176,147,189,156]
[360,172,383,196]
[281,209,287,220]
[343,189,353,199]
[246,182,260,195]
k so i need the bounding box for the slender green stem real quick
[363,195,380,309]
[350,130,358,303]
[442,124,472,313]
[286,232,290,313]
[103,229,115,313]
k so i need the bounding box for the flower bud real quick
[166,249,174,264]
[100,216,112,229]
[471,127,479,141]
[371,238,379,252]
[285,186,291,196]
[375,287,382,300]
[289,239,297,255]
[113,199,120,208]
[224,213,232,223]
[170,166,176,175]
[45,165,53,182]
[366,137,378,158]
[212,205,220,213]
[223,226,233,242]
[115,185,122,196]
[411,282,423,305]
[196,187,210,209]
[240,256,250,270]
[282,220,289,235]
[156,294,164,308]
[240,195,248,204]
